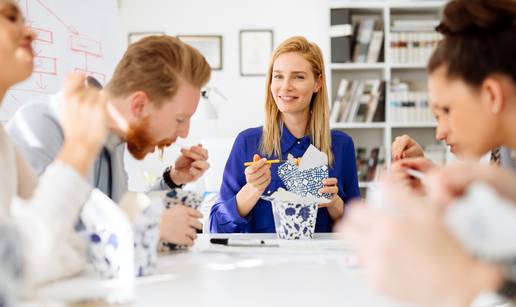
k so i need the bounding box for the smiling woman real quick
[210,36,360,234]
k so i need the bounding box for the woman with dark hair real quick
[340,0,516,306]
[0,0,109,304]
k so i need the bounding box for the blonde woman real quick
[210,36,360,233]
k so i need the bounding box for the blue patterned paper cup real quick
[270,200,319,240]
[159,189,204,252]
[132,196,164,277]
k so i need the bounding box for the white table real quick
[36,234,409,307]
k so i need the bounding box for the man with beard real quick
[6,35,212,246]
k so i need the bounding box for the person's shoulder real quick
[7,94,62,138]
[236,126,263,140]
[11,94,56,120]
[331,129,353,144]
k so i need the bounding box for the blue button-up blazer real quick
[209,126,360,233]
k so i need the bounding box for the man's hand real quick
[160,206,203,246]
[169,144,209,185]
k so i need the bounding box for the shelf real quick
[329,1,386,9]
[331,63,385,70]
[330,122,436,129]
[389,1,446,9]
[331,122,386,129]
[359,181,373,188]
[389,122,436,128]
[389,63,428,69]
[330,1,445,9]
[329,1,446,171]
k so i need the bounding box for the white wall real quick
[118,0,331,190]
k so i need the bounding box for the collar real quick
[105,132,124,152]
[280,124,311,154]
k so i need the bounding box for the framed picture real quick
[177,35,223,70]
[128,32,164,45]
[239,30,274,76]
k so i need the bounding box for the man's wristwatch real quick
[497,278,516,302]
[163,166,184,190]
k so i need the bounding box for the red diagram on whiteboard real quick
[15,0,106,92]
[3,0,109,121]
[32,26,53,43]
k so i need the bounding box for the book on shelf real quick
[389,15,442,63]
[391,14,439,31]
[356,146,385,182]
[350,14,383,63]
[366,30,383,63]
[388,91,434,123]
[329,9,384,64]
[330,79,385,123]
[330,9,352,63]
[389,31,442,63]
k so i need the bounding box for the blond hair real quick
[260,36,333,164]
[106,35,211,106]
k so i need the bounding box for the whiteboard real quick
[1,0,125,121]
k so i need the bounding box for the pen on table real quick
[210,238,280,247]
[243,158,300,167]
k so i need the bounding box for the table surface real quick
[35,233,410,307]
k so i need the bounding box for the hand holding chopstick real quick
[244,158,300,167]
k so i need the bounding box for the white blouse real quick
[0,126,91,288]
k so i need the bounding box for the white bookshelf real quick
[328,1,447,190]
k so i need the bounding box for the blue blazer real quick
[209,126,360,233]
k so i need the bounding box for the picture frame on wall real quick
[239,29,274,76]
[128,32,164,45]
[177,35,223,70]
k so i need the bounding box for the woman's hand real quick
[390,157,438,196]
[337,178,503,307]
[243,154,272,196]
[392,135,425,161]
[427,161,516,207]
[236,154,272,217]
[319,177,344,220]
[57,73,108,176]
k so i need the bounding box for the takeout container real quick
[270,199,319,239]
[262,188,329,240]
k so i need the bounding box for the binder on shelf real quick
[356,146,385,182]
[352,17,376,63]
[366,30,383,63]
[331,78,385,123]
[330,79,349,122]
[330,9,352,63]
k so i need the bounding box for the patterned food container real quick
[269,199,319,240]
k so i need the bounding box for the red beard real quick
[126,117,155,160]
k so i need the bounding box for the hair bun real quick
[437,0,516,36]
